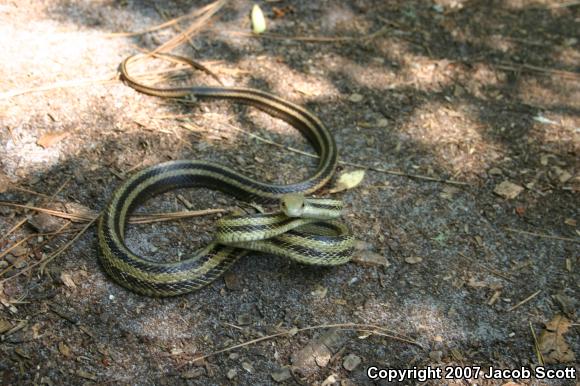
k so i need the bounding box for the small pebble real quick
[433,4,444,12]
[342,354,361,371]
[348,93,363,103]
[226,369,237,379]
[224,271,242,291]
[405,256,423,264]
[376,118,389,127]
[429,350,443,362]
[271,367,292,382]
[241,362,255,374]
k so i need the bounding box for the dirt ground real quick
[0,0,578,385]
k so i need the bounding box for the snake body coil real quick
[97,54,353,297]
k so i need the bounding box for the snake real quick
[97,53,354,297]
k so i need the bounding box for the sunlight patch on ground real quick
[555,45,580,68]
[515,78,580,111]
[404,302,465,342]
[1,21,123,89]
[401,100,502,177]
[3,134,63,178]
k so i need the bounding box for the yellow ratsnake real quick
[97,54,354,297]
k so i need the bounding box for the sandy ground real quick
[0,1,578,385]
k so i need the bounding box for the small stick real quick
[104,2,215,38]
[494,63,580,80]
[0,218,28,243]
[221,122,469,186]
[10,186,52,198]
[39,216,99,273]
[507,290,542,312]
[505,227,579,243]
[188,322,422,363]
[0,202,227,224]
[0,225,73,275]
[224,25,390,43]
[48,177,71,202]
[529,321,544,365]
[152,0,226,54]
[458,252,513,282]
[0,64,204,100]
[549,0,580,8]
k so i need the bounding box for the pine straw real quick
[182,322,423,365]
[151,0,226,54]
[0,63,217,100]
[0,201,228,224]
[223,25,390,42]
[105,1,222,38]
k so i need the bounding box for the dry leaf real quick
[31,323,42,339]
[251,4,266,34]
[352,251,390,267]
[60,272,77,288]
[11,245,28,257]
[329,170,365,193]
[494,180,523,199]
[37,131,69,148]
[58,341,71,357]
[538,314,575,364]
[553,167,572,183]
[0,319,12,334]
[291,330,345,377]
[440,185,460,200]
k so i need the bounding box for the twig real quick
[189,322,422,363]
[0,64,205,100]
[10,186,52,198]
[0,225,74,277]
[39,216,99,273]
[152,0,226,54]
[220,122,469,186]
[0,202,227,224]
[154,5,198,51]
[505,227,579,243]
[529,321,544,365]
[549,0,580,8]
[507,290,542,312]
[0,219,95,284]
[104,1,217,38]
[0,75,119,100]
[458,252,513,282]
[0,218,28,243]
[494,62,580,80]
[341,160,470,186]
[224,25,390,43]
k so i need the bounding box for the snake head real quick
[280,194,306,217]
